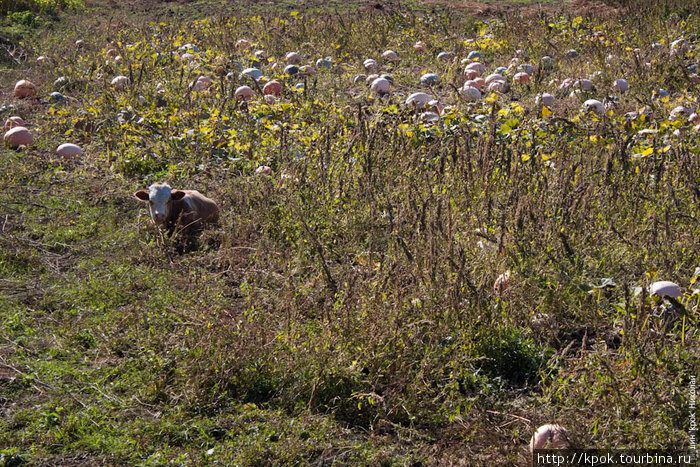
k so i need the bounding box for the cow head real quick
[134,183,186,225]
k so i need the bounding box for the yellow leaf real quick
[641,147,654,156]
[542,106,552,118]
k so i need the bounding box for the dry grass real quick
[0,0,698,464]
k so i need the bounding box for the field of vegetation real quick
[1,0,699,464]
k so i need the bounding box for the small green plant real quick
[7,11,42,27]
[475,327,548,386]
[0,448,27,467]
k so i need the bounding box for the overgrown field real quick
[1,0,699,464]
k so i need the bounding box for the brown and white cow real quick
[134,183,219,231]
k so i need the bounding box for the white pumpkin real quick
[405,92,432,108]
[235,39,252,51]
[670,105,693,121]
[381,50,399,62]
[484,73,506,85]
[420,73,440,86]
[537,93,555,108]
[493,271,511,294]
[649,281,681,299]
[192,76,212,91]
[234,86,255,101]
[582,99,604,116]
[464,79,482,90]
[4,126,33,148]
[464,69,479,80]
[14,80,37,99]
[4,116,26,131]
[530,424,571,452]
[513,72,530,84]
[518,63,535,75]
[464,62,485,76]
[428,99,444,113]
[56,143,84,157]
[263,80,282,96]
[363,58,378,72]
[370,77,390,95]
[299,65,315,76]
[488,81,507,92]
[285,52,302,65]
[461,85,481,102]
[419,111,440,122]
[111,75,130,90]
[558,78,574,91]
[613,78,628,93]
[577,79,594,91]
[241,68,263,80]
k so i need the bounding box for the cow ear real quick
[135,190,149,201]
[170,190,186,201]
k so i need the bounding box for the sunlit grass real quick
[0,0,698,464]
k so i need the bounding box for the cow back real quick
[182,190,220,225]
